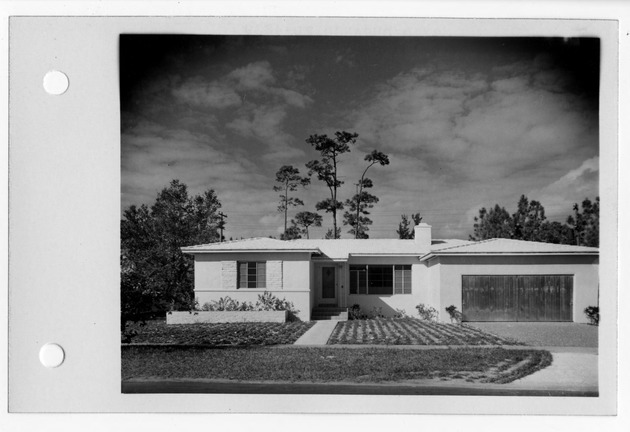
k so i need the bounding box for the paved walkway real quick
[293,321,338,345]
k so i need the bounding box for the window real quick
[349,264,411,295]
[238,262,266,288]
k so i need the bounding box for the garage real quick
[462,275,573,322]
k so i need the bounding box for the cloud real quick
[350,62,597,185]
[228,61,276,89]
[527,156,599,220]
[121,120,269,212]
[171,61,312,110]
[171,78,242,109]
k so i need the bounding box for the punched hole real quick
[43,70,69,95]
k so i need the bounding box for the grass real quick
[123,319,315,346]
[122,345,551,384]
[327,318,522,345]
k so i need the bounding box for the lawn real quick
[327,318,520,345]
[122,345,551,384]
[123,319,315,346]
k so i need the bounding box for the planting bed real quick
[123,320,314,346]
[327,317,521,345]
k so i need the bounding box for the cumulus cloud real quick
[527,156,599,220]
[350,62,597,185]
[171,78,242,109]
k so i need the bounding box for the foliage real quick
[123,320,314,346]
[305,131,358,238]
[584,306,600,326]
[393,308,408,318]
[327,318,521,346]
[415,303,438,321]
[567,197,599,247]
[273,165,310,238]
[512,195,547,241]
[470,204,513,241]
[344,150,390,238]
[348,304,385,320]
[200,293,300,321]
[397,213,423,239]
[469,195,599,246]
[349,304,364,320]
[201,297,254,312]
[121,179,222,331]
[280,224,302,240]
[291,211,322,239]
[445,305,463,324]
[343,187,379,239]
[324,227,341,239]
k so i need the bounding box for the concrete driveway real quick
[465,322,598,348]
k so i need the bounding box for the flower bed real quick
[327,317,521,345]
[123,320,314,346]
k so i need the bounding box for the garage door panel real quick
[462,275,573,322]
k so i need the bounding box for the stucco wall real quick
[344,256,430,318]
[435,255,599,323]
[192,252,312,321]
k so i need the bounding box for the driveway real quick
[465,322,598,348]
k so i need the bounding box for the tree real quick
[324,227,341,239]
[273,165,310,238]
[469,204,513,241]
[292,211,323,239]
[343,179,379,238]
[346,150,389,238]
[121,180,222,328]
[512,195,547,241]
[280,224,302,240]
[538,220,575,244]
[567,197,599,247]
[305,131,358,238]
[396,213,423,239]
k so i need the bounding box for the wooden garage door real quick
[462,275,573,322]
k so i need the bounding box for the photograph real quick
[119,34,600,396]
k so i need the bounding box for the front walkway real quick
[293,321,338,345]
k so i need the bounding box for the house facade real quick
[181,223,599,323]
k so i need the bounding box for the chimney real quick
[413,223,432,250]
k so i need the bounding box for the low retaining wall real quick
[166,310,288,324]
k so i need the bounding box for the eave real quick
[419,251,599,262]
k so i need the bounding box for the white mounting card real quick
[8,16,618,415]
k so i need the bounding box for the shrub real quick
[368,306,385,319]
[349,304,364,320]
[199,293,300,321]
[416,304,438,321]
[393,308,408,318]
[445,305,463,324]
[201,297,253,312]
[584,306,599,326]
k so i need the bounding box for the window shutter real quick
[394,265,403,294]
[256,262,266,288]
[403,267,412,294]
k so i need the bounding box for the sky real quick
[120,35,599,240]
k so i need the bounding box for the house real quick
[181,223,599,323]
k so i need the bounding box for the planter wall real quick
[166,310,288,324]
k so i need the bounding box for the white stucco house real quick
[181,223,599,323]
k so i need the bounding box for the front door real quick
[319,266,337,305]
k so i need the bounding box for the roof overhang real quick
[419,251,599,262]
[349,253,424,258]
[181,247,321,254]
